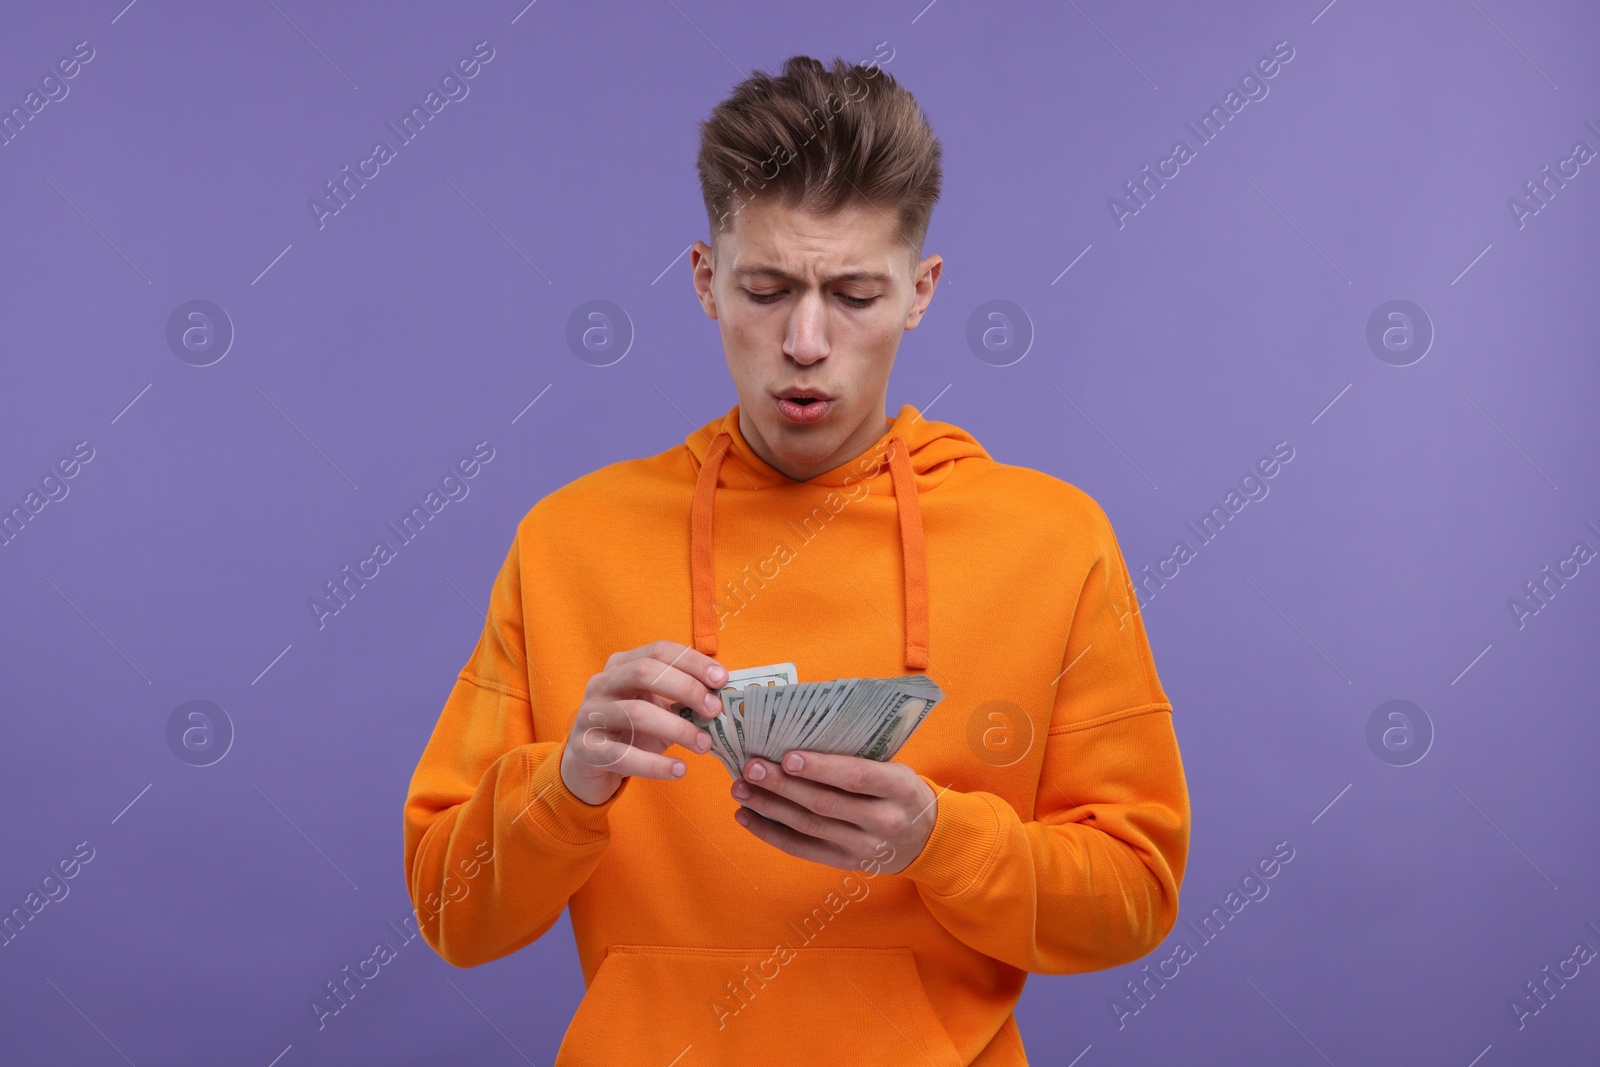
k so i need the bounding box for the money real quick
[672,662,944,779]
[671,663,797,778]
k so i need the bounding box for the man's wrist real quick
[559,743,619,807]
[895,777,1001,897]
[514,743,625,848]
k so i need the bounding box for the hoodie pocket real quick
[554,944,964,1067]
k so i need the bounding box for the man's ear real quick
[904,252,942,330]
[691,240,718,320]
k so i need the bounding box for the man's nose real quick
[783,292,830,363]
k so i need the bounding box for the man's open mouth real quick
[774,393,835,423]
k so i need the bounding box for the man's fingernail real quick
[784,753,804,772]
[696,732,711,751]
[747,761,766,781]
[732,781,751,799]
[708,664,727,683]
[703,693,721,714]
[734,809,749,827]
[671,761,686,777]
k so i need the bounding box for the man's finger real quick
[770,751,907,799]
[568,727,689,782]
[582,698,713,761]
[621,697,717,757]
[604,653,725,720]
[732,779,879,852]
[732,806,855,870]
[740,757,881,827]
[606,640,727,697]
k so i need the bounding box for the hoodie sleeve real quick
[402,526,630,968]
[897,498,1190,974]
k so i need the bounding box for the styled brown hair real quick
[695,53,942,265]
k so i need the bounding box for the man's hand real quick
[559,640,727,806]
[729,752,939,875]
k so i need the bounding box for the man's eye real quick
[744,288,876,308]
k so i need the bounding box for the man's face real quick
[690,197,941,482]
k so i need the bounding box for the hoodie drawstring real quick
[690,431,930,671]
[886,435,931,670]
[690,431,734,658]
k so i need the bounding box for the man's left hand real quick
[730,752,939,875]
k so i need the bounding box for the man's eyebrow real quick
[732,266,891,285]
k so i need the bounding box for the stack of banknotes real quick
[671,662,946,779]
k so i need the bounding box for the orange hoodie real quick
[403,403,1190,1066]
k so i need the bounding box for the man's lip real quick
[775,395,832,424]
[774,390,835,401]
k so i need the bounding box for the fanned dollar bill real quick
[672,662,944,779]
[671,662,797,776]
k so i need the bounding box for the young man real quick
[404,55,1189,1065]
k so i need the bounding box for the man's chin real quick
[759,418,845,464]
[739,398,863,478]
[768,433,841,467]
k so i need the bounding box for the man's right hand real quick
[558,640,728,806]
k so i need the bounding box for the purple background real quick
[3,1,1598,1064]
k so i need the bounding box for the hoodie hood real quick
[684,403,990,671]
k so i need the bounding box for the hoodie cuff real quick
[896,776,1003,898]
[512,742,629,848]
